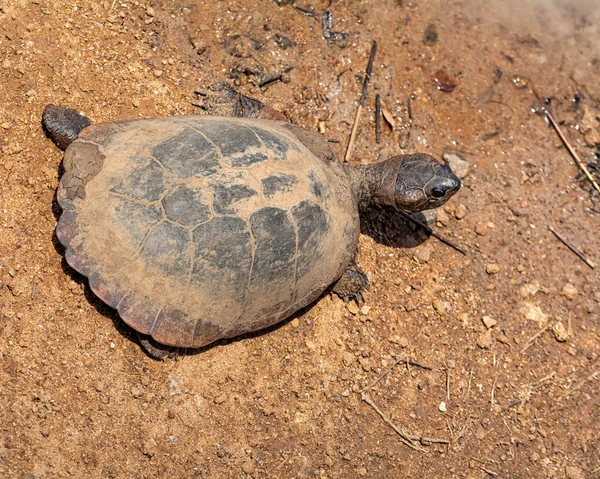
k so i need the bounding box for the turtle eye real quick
[431,186,447,199]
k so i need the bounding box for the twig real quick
[482,467,499,477]
[559,369,599,401]
[529,80,600,195]
[445,366,451,401]
[464,367,473,400]
[344,40,377,162]
[362,356,432,392]
[491,372,501,410]
[375,94,381,144]
[519,325,549,354]
[549,226,595,269]
[361,392,449,449]
[397,210,467,255]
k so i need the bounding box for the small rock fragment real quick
[168,376,183,396]
[519,281,540,297]
[423,24,438,46]
[477,330,494,349]
[454,204,467,220]
[214,394,227,404]
[347,301,359,315]
[443,153,469,179]
[552,322,569,342]
[481,316,497,329]
[413,245,432,263]
[436,208,450,226]
[433,298,451,314]
[439,401,447,412]
[565,466,586,479]
[241,461,255,474]
[475,425,486,440]
[520,302,548,326]
[474,222,487,236]
[561,283,578,300]
[485,263,501,275]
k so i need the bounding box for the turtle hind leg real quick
[197,81,286,121]
[331,259,371,306]
[42,104,91,150]
[136,332,181,360]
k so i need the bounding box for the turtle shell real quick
[56,116,359,348]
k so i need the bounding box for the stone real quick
[520,302,548,326]
[561,283,578,300]
[485,263,501,274]
[474,222,487,236]
[481,316,497,329]
[443,152,469,179]
[477,330,494,349]
[454,204,467,219]
[565,466,586,479]
[552,322,569,342]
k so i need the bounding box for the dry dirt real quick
[1,0,600,478]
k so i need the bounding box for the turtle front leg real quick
[196,81,286,121]
[331,259,371,305]
[137,332,181,360]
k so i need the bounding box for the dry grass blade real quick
[549,226,595,269]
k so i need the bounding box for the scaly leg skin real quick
[331,260,371,306]
[137,332,181,360]
[197,81,286,121]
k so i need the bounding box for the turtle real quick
[42,84,460,358]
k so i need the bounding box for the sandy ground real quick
[1,0,599,477]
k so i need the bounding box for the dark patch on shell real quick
[253,127,300,160]
[231,152,269,168]
[308,170,326,199]
[204,122,262,157]
[191,216,252,297]
[208,181,258,215]
[292,200,329,279]
[261,173,298,197]
[162,184,212,227]
[140,222,191,275]
[248,207,296,307]
[152,128,221,178]
[110,197,163,247]
[110,160,167,202]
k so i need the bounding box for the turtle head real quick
[345,153,461,212]
[393,153,461,212]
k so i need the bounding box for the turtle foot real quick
[137,332,181,360]
[331,261,371,306]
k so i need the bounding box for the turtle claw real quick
[332,262,370,306]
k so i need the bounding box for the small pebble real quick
[481,316,497,329]
[360,305,371,315]
[474,222,487,236]
[477,330,494,349]
[357,467,368,477]
[475,425,486,440]
[552,321,569,342]
[485,263,500,274]
[561,283,578,300]
[413,245,432,263]
[241,461,254,474]
[433,298,451,314]
[439,401,447,412]
[436,208,450,226]
[214,394,227,404]
[565,466,586,479]
[346,301,359,315]
[443,152,469,179]
[168,376,183,395]
[454,204,467,220]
